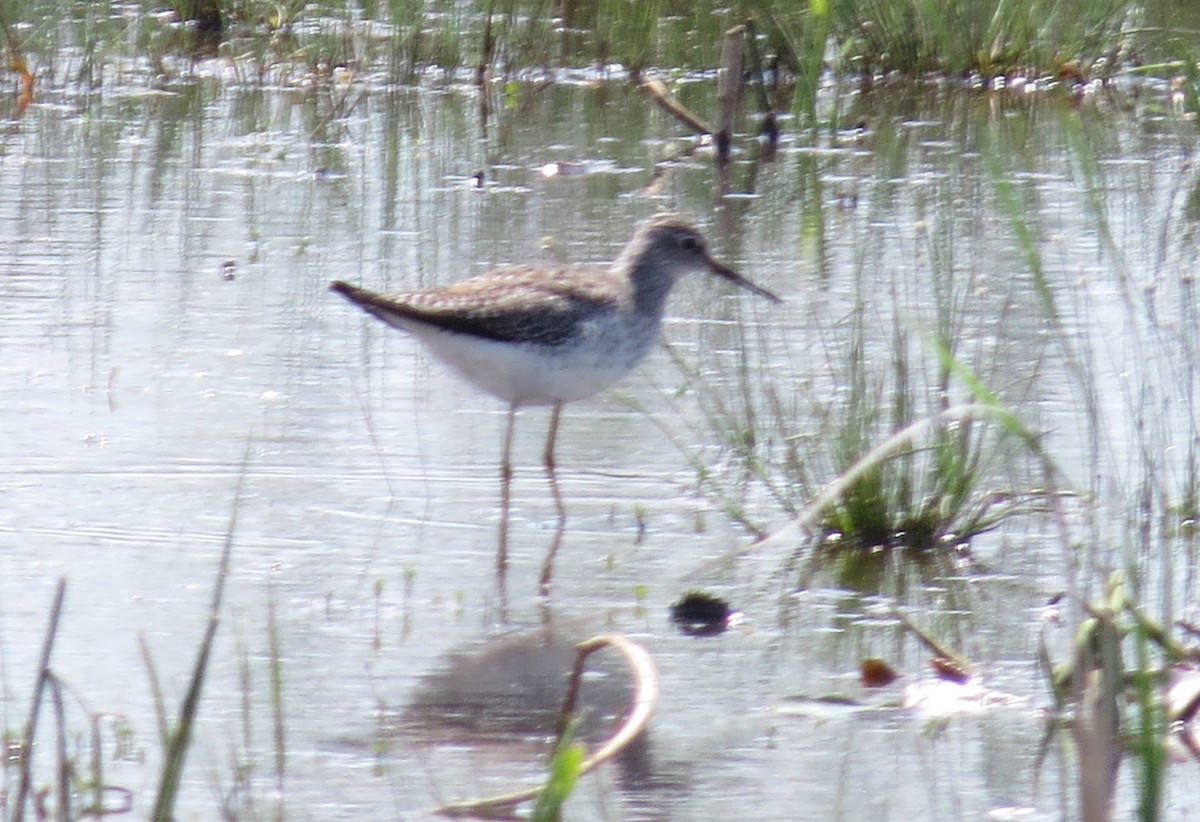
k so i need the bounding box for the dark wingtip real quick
[330,281,372,305]
[330,281,395,316]
[330,281,378,311]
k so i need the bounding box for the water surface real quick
[1,58,1196,819]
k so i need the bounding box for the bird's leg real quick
[498,403,517,576]
[542,402,566,527]
[539,402,566,595]
[539,527,564,597]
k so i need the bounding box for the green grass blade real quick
[150,447,248,821]
[531,718,587,822]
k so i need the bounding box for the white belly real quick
[407,323,657,406]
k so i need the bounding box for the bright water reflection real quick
[0,70,1197,819]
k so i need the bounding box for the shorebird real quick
[332,213,781,586]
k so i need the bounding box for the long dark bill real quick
[706,258,783,304]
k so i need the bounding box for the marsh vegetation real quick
[2,1,1200,820]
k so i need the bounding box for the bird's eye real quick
[679,235,700,252]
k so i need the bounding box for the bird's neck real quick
[621,252,676,317]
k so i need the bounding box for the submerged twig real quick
[742,19,779,146]
[433,634,658,818]
[715,25,745,161]
[477,0,495,86]
[891,607,974,673]
[642,79,712,135]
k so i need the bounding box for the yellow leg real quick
[497,404,517,575]
[542,402,566,526]
[539,402,566,595]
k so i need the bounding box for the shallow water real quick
[0,46,1197,821]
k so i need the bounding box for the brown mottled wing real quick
[332,266,622,346]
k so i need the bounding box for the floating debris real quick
[669,591,739,636]
[860,658,899,688]
[539,159,617,178]
[930,655,971,684]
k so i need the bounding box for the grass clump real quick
[819,405,1006,552]
[827,0,1136,78]
[683,298,1037,559]
[3,0,1172,97]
